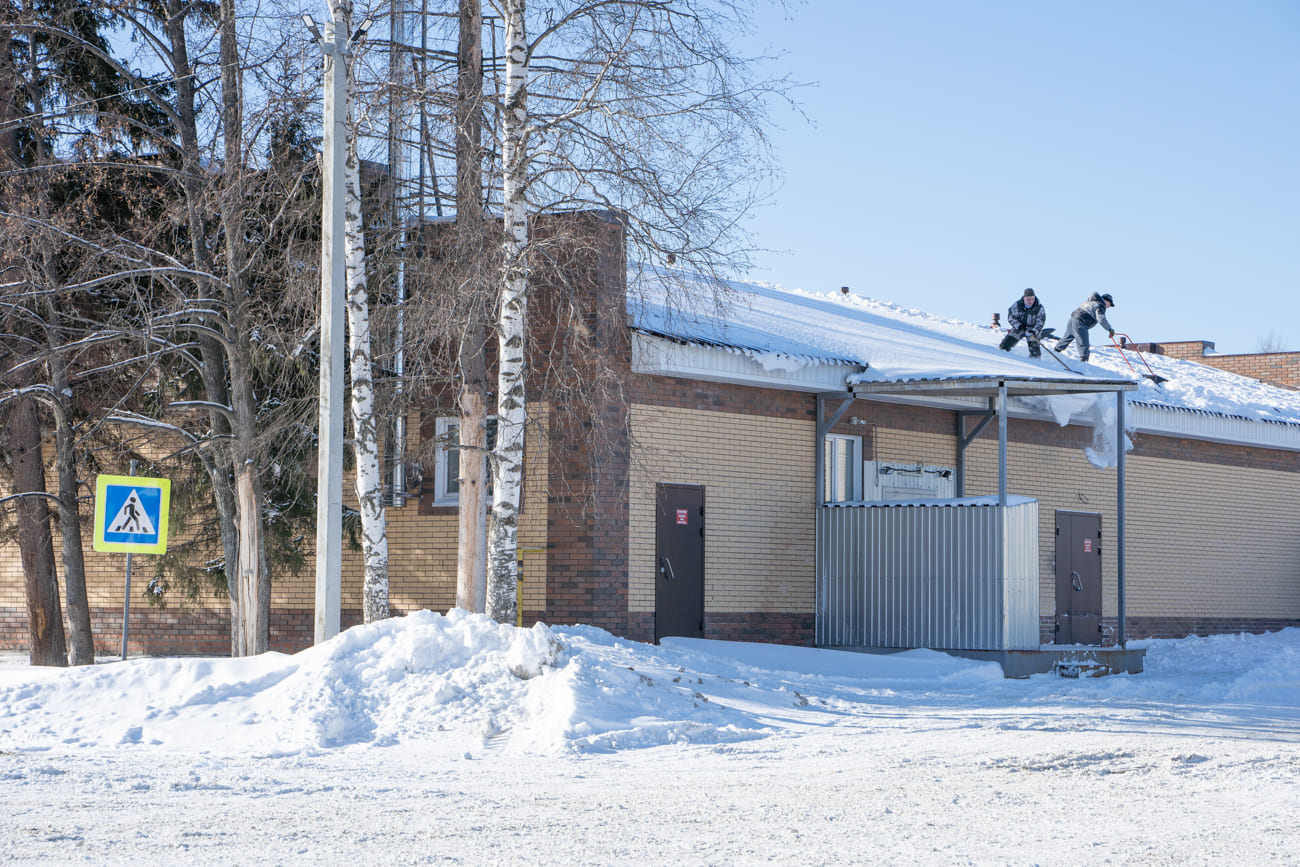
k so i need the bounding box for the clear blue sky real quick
[739,1,1298,355]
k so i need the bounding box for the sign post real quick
[94,473,171,659]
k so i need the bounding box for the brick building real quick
[3,214,1298,656]
[1128,339,1300,390]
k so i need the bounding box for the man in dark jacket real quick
[1054,292,1115,362]
[999,288,1046,358]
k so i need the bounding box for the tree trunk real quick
[486,0,529,625]
[161,0,243,653]
[10,390,67,666]
[455,0,489,613]
[5,37,66,665]
[456,385,488,612]
[49,349,94,665]
[219,0,270,655]
[231,461,266,654]
[343,55,390,623]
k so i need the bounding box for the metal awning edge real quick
[849,376,1138,398]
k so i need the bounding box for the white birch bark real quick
[486,0,529,624]
[339,0,389,623]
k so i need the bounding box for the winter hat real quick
[1023,288,1036,298]
[1101,293,1115,306]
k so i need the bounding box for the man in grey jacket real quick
[1054,292,1115,362]
[999,288,1046,358]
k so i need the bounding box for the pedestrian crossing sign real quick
[93,475,171,554]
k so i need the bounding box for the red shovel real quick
[1110,333,1168,385]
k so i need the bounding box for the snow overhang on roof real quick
[632,331,863,393]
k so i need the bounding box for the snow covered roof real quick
[628,268,1300,449]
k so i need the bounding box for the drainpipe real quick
[1116,390,1126,648]
[815,393,855,646]
[997,382,1008,507]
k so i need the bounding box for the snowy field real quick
[2,612,1298,865]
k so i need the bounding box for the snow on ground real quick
[3,611,1299,864]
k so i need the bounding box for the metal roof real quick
[848,375,1138,399]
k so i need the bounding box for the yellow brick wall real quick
[869,422,957,468]
[630,401,1299,624]
[1124,456,1300,616]
[0,473,235,615]
[6,397,1296,636]
[1,407,551,620]
[629,405,816,613]
[266,404,552,614]
[962,437,1300,619]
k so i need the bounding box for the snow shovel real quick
[1109,333,1168,385]
[1000,326,1071,370]
[1035,327,1078,373]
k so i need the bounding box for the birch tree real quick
[333,0,390,623]
[479,0,786,622]
[484,0,530,623]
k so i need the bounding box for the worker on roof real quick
[1054,292,1115,363]
[999,288,1046,359]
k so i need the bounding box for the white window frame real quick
[823,434,863,503]
[433,415,497,507]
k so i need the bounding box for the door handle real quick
[659,557,675,581]
[1071,571,1083,592]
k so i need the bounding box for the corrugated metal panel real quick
[817,500,1040,651]
[1001,501,1040,649]
[1128,402,1300,452]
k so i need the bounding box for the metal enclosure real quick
[817,498,1040,651]
[1055,510,1103,645]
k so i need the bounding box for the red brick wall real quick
[0,605,372,658]
[1191,353,1300,389]
[1134,341,1300,390]
[536,212,635,636]
[1042,615,1300,644]
[706,612,815,645]
[632,374,817,421]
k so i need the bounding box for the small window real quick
[823,434,863,502]
[434,416,497,506]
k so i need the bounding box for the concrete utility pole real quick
[303,13,358,644]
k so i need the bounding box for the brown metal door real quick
[1055,511,1103,645]
[655,484,705,642]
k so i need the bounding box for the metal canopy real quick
[817,372,1138,648]
[848,375,1137,399]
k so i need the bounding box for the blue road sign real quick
[94,475,171,554]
